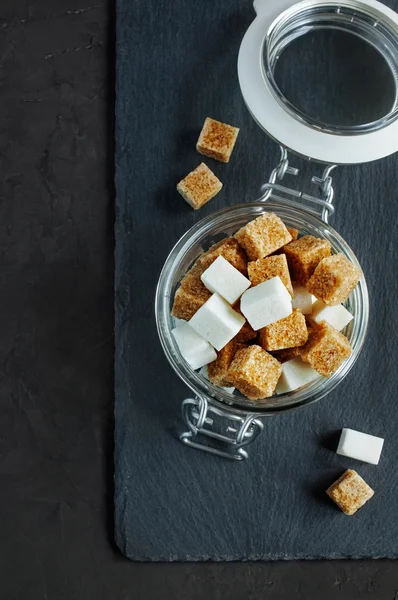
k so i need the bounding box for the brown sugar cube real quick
[287,227,299,241]
[248,254,293,296]
[177,163,222,210]
[272,227,298,255]
[208,340,245,386]
[306,322,316,336]
[259,309,308,352]
[199,238,248,274]
[234,213,292,261]
[307,253,362,305]
[233,305,257,342]
[180,271,211,302]
[178,259,212,311]
[326,469,374,515]
[284,235,332,285]
[180,262,212,302]
[300,321,351,377]
[270,322,315,361]
[227,345,282,400]
[271,346,302,363]
[235,321,257,343]
[171,287,207,320]
[196,117,239,163]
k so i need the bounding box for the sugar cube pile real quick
[170,211,362,400]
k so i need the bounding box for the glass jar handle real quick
[260,145,337,224]
[180,396,264,461]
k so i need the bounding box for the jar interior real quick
[263,1,398,134]
[156,203,369,415]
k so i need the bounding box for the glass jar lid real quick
[238,0,398,163]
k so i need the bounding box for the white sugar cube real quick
[189,293,245,351]
[310,300,353,331]
[292,283,314,314]
[336,428,384,465]
[199,365,235,393]
[240,276,292,331]
[276,357,320,394]
[201,255,251,305]
[172,322,217,370]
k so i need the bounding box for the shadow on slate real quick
[115,0,398,560]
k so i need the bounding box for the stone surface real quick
[115,0,398,564]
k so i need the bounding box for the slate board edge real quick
[114,546,398,562]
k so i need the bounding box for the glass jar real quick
[155,197,369,458]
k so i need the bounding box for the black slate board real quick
[115,0,398,560]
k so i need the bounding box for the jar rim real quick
[238,0,398,163]
[263,2,398,136]
[155,202,369,416]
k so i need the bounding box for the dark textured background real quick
[1,0,398,597]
